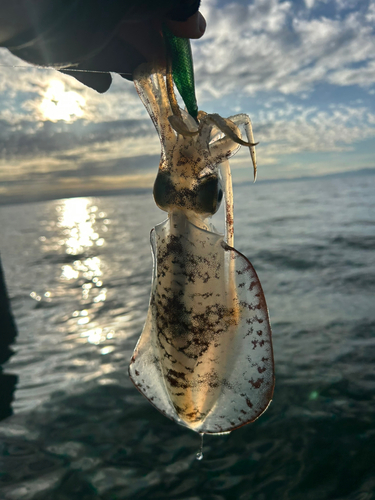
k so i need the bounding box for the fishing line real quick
[0,64,132,76]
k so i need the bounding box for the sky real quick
[0,0,374,204]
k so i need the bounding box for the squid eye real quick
[217,187,223,205]
[196,176,223,215]
[153,171,174,211]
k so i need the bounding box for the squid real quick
[129,64,274,435]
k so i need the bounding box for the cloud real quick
[0,117,156,159]
[256,102,375,153]
[304,0,316,9]
[328,60,375,87]
[0,171,156,205]
[196,0,375,97]
[0,0,375,202]
[228,100,375,181]
[0,51,163,202]
[0,146,161,204]
[0,51,144,123]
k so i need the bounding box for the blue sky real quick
[0,0,374,203]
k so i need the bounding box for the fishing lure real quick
[128,63,274,435]
[162,26,198,120]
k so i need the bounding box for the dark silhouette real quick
[0,258,18,421]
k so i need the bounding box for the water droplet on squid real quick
[196,433,204,461]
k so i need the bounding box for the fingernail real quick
[198,13,206,35]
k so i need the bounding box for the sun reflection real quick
[40,80,85,122]
[80,327,115,346]
[100,346,115,355]
[61,265,79,280]
[58,198,103,255]
[53,198,115,344]
[30,291,42,301]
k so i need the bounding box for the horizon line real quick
[1,167,374,208]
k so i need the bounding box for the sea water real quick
[0,173,374,499]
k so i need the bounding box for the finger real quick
[60,36,146,92]
[117,18,166,69]
[166,12,206,39]
[59,69,112,93]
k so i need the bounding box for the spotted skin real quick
[129,65,274,434]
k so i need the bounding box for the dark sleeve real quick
[2,0,200,68]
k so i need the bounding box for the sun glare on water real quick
[40,80,85,121]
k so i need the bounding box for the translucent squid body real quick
[129,65,274,435]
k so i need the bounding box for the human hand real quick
[63,10,206,92]
[1,1,206,92]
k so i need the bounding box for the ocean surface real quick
[0,173,374,500]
